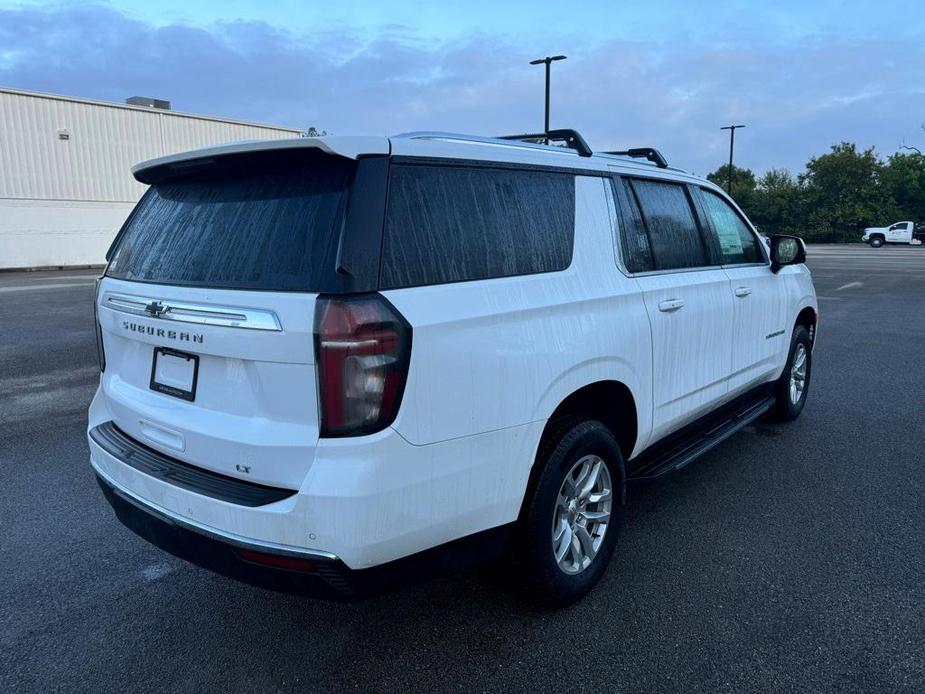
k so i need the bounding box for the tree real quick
[303,126,329,137]
[881,151,925,224]
[798,143,894,242]
[706,164,757,210]
[702,141,925,243]
[749,169,803,236]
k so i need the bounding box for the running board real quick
[627,394,776,483]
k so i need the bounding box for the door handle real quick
[734,286,752,298]
[657,299,685,312]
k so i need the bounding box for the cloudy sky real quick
[1,0,924,174]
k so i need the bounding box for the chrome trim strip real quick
[90,456,339,562]
[629,264,725,278]
[320,339,379,349]
[104,292,282,331]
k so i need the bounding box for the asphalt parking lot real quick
[2,245,924,693]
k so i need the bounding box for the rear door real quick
[614,177,734,442]
[695,187,784,393]
[97,151,360,489]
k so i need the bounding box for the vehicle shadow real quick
[118,427,791,693]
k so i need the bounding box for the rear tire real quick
[516,420,625,606]
[773,326,812,421]
[869,236,884,248]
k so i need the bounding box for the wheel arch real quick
[520,380,638,517]
[539,380,638,463]
[795,305,818,345]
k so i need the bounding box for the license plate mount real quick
[150,347,199,402]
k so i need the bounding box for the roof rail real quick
[498,129,593,157]
[603,147,669,168]
[395,132,684,171]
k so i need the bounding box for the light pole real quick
[530,55,566,141]
[720,124,746,194]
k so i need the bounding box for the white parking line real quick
[814,265,925,272]
[26,274,100,281]
[0,281,96,293]
[836,281,864,291]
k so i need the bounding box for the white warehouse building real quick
[0,87,302,269]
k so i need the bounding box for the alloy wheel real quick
[789,343,808,404]
[551,455,613,575]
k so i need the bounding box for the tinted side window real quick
[611,178,654,273]
[380,165,575,288]
[700,189,763,264]
[629,179,709,270]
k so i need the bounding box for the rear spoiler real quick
[132,136,389,185]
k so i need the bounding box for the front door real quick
[888,222,910,242]
[696,187,785,393]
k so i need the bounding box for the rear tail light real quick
[94,278,106,373]
[314,294,412,437]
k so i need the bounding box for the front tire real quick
[773,326,812,421]
[869,236,884,248]
[516,420,625,606]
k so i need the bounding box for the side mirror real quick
[770,235,806,273]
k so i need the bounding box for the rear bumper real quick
[89,380,540,571]
[90,422,297,507]
[95,469,357,598]
[95,467,513,600]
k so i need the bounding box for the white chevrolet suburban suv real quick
[88,129,818,605]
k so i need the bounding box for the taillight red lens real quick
[236,549,315,572]
[314,294,412,437]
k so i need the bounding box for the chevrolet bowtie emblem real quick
[144,300,168,318]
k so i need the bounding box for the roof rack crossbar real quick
[604,147,669,168]
[498,129,593,157]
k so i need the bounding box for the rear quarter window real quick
[107,155,354,291]
[380,164,576,288]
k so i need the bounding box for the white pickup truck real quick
[861,221,925,247]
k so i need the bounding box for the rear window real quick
[628,179,710,270]
[380,164,575,289]
[107,156,354,291]
[611,178,654,273]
